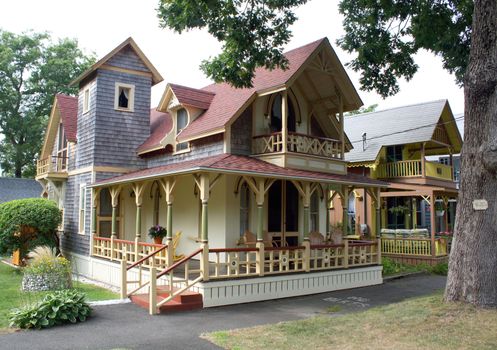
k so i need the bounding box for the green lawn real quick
[204,292,497,350]
[0,262,118,332]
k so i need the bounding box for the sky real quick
[0,0,465,115]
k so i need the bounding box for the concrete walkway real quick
[0,274,446,350]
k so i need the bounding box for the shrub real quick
[430,262,449,276]
[22,246,72,291]
[0,198,62,255]
[9,289,91,329]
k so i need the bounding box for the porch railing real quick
[380,236,448,257]
[252,132,343,159]
[36,155,68,177]
[376,160,453,181]
[93,236,168,269]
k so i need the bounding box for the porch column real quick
[421,142,426,177]
[91,188,101,236]
[109,186,122,238]
[160,178,176,266]
[430,193,436,257]
[339,92,345,159]
[341,185,349,235]
[255,178,265,242]
[281,90,288,153]
[449,148,454,180]
[375,187,381,238]
[132,182,145,239]
[326,186,331,239]
[302,182,311,240]
[199,174,210,243]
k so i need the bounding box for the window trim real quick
[78,184,87,235]
[173,107,191,154]
[114,82,135,112]
[83,86,91,114]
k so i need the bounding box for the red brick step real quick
[130,286,203,314]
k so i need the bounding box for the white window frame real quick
[83,86,91,114]
[78,184,87,235]
[114,82,135,112]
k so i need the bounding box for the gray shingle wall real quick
[146,134,224,167]
[75,80,97,168]
[61,172,92,256]
[107,47,148,72]
[93,69,150,168]
[230,106,252,155]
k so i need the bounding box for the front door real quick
[268,180,299,246]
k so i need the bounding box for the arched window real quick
[270,93,296,133]
[240,183,250,236]
[310,192,319,232]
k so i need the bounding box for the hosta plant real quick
[9,289,92,329]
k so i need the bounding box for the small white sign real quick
[473,199,488,211]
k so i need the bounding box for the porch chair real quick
[172,231,185,262]
[308,231,326,245]
[239,230,277,248]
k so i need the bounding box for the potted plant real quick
[435,202,445,217]
[148,225,167,244]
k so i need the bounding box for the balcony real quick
[36,155,69,180]
[253,132,343,159]
[376,159,453,182]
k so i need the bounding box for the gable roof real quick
[169,83,215,110]
[0,178,42,204]
[344,99,463,164]
[69,37,163,87]
[40,94,78,159]
[136,108,172,154]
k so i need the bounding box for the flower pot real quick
[153,237,163,245]
[436,210,445,217]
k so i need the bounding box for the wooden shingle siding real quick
[93,69,150,168]
[76,79,97,168]
[230,106,252,155]
[146,134,224,168]
[106,47,148,72]
[61,172,92,256]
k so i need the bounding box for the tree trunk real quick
[445,0,497,306]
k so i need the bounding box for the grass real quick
[203,292,497,350]
[0,262,118,333]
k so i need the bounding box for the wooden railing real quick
[252,131,343,159]
[376,159,453,181]
[93,236,168,269]
[209,247,259,279]
[381,236,448,257]
[36,156,68,177]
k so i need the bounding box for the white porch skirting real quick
[195,266,383,307]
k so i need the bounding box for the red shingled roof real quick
[94,154,386,187]
[137,108,172,154]
[178,38,325,141]
[55,94,78,142]
[169,83,215,110]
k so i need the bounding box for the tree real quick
[345,104,378,116]
[158,1,497,306]
[0,30,95,178]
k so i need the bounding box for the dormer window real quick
[176,108,189,152]
[114,83,135,112]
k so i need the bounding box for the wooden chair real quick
[172,231,185,262]
[239,230,277,248]
[309,231,326,245]
[330,227,344,245]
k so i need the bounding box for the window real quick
[114,83,134,112]
[310,192,319,232]
[78,184,87,234]
[386,145,403,162]
[97,188,120,238]
[240,183,250,236]
[175,108,189,151]
[57,123,68,170]
[83,87,90,113]
[270,93,296,133]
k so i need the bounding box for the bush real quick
[22,246,72,291]
[0,198,62,255]
[430,262,449,276]
[9,290,91,329]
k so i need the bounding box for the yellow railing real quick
[381,237,448,257]
[36,156,68,177]
[252,131,343,159]
[425,161,453,181]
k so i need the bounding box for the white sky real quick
[0,0,464,114]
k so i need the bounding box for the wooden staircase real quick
[130,286,203,313]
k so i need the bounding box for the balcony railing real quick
[376,159,453,181]
[36,155,68,177]
[252,132,343,159]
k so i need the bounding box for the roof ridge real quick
[346,99,448,119]
[170,83,216,95]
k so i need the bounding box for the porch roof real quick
[91,154,387,188]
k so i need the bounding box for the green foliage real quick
[157,0,308,88]
[24,247,71,276]
[431,262,448,276]
[345,103,378,116]
[0,198,62,255]
[337,0,473,97]
[382,257,448,276]
[148,225,167,239]
[9,289,91,329]
[0,30,95,177]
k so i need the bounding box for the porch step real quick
[130,286,203,314]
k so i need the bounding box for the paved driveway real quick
[0,274,446,350]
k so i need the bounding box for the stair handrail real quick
[157,247,203,279]
[127,243,168,271]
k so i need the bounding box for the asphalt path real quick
[0,274,446,350]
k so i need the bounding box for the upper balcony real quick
[36,155,69,180]
[375,159,454,182]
